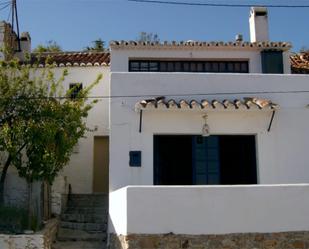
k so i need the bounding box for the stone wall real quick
[3,173,28,208]
[109,231,309,249]
[0,218,59,249]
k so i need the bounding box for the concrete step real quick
[67,200,107,207]
[53,241,107,249]
[57,228,107,242]
[61,213,107,223]
[61,221,107,232]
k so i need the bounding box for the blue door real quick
[192,136,220,185]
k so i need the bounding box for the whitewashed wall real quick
[4,66,110,202]
[111,48,291,74]
[109,187,127,235]
[109,184,309,235]
[55,66,110,194]
[109,72,309,191]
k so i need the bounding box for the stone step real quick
[61,221,107,232]
[68,194,108,201]
[61,213,107,223]
[69,193,108,197]
[52,241,107,249]
[57,228,107,242]
[66,202,108,209]
[64,207,108,215]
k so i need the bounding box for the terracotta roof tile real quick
[135,97,279,111]
[110,40,292,51]
[290,52,309,74]
[30,51,110,67]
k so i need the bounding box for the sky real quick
[1,0,309,52]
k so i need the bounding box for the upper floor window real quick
[129,60,249,73]
[69,83,83,99]
[261,51,283,74]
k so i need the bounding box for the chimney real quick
[20,32,31,53]
[249,7,269,42]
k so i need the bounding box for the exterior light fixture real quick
[202,114,210,137]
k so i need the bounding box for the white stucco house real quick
[1,5,309,249]
[107,7,309,249]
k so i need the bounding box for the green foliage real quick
[137,32,160,43]
[0,205,28,234]
[0,57,102,185]
[85,38,105,51]
[32,40,62,53]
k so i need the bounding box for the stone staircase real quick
[53,194,108,249]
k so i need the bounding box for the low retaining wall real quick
[109,185,309,235]
[0,218,59,249]
[109,231,309,249]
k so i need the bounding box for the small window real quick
[227,62,234,72]
[261,51,283,74]
[190,62,197,72]
[219,62,226,72]
[129,61,140,71]
[234,62,241,72]
[241,62,249,73]
[140,62,149,71]
[69,83,83,99]
[197,63,204,72]
[167,62,174,72]
[160,62,167,72]
[149,62,159,71]
[183,62,190,72]
[212,62,219,72]
[174,62,182,71]
[205,62,211,72]
[129,60,249,73]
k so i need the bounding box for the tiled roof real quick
[290,52,309,74]
[110,40,291,51]
[30,51,110,67]
[135,97,279,111]
[27,49,309,73]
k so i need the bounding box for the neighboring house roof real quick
[27,49,309,73]
[110,40,292,51]
[135,97,279,111]
[290,52,309,74]
[30,51,110,67]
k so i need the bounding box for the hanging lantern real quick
[202,114,210,137]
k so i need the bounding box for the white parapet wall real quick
[109,184,309,235]
[109,187,127,235]
[110,73,309,191]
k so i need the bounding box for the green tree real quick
[137,32,160,43]
[85,38,105,51]
[0,57,102,213]
[32,40,62,53]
